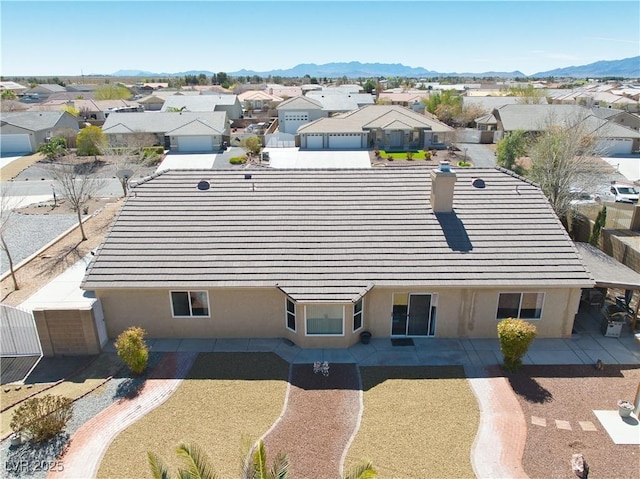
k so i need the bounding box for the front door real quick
[390,130,403,148]
[391,293,436,336]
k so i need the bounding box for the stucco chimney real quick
[430,161,457,213]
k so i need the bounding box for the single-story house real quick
[21,83,67,101]
[102,111,229,152]
[82,166,594,348]
[137,94,166,111]
[277,96,327,134]
[160,94,243,120]
[493,104,640,154]
[237,90,284,111]
[0,81,27,93]
[306,90,375,112]
[590,107,640,132]
[0,111,79,154]
[297,105,454,150]
[377,92,429,109]
[31,99,142,122]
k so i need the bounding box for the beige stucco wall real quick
[95,285,582,348]
[364,287,581,339]
[34,307,102,357]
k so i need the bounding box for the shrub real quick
[229,156,248,164]
[114,326,149,375]
[497,318,537,372]
[10,395,73,442]
[457,160,471,167]
[143,146,164,155]
[424,151,432,160]
[406,151,414,160]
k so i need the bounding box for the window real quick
[171,291,210,317]
[353,299,363,332]
[306,305,344,335]
[497,293,544,320]
[286,299,296,332]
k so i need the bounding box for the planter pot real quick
[617,400,634,418]
[10,433,22,446]
[360,331,372,345]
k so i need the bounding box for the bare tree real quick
[48,164,105,241]
[0,187,21,290]
[527,112,610,224]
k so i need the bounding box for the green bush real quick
[424,151,432,160]
[406,151,414,160]
[10,395,73,442]
[229,156,248,164]
[143,146,164,155]
[115,326,149,375]
[497,318,537,372]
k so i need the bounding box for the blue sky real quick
[1,1,638,77]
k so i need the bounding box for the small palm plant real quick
[343,461,378,479]
[148,443,220,479]
[243,439,290,479]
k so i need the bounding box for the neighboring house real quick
[266,84,303,98]
[297,105,453,150]
[102,111,229,152]
[276,96,327,134]
[306,90,375,112]
[32,99,142,122]
[590,107,640,132]
[237,90,284,111]
[493,104,640,154]
[462,96,547,113]
[21,83,67,101]
[82,166,593,348]
[160,95,243,119]
[377,92,429,109]
[137,94,166,111]
[0,111,79,154]
[277,93,375,135]
[0,81,27,93]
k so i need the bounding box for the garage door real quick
[597,139,632,156]
[1,134,32,154]
[283,113,309,135]
[177,136,213,152]
[328,134,361,149]
[306,135,323,149]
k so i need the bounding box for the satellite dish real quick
[116,169,134,180]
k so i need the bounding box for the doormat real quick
[391,338,414,347]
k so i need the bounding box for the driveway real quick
[264,148,371,169]
[454,143,497,168]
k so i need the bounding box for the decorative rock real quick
[571,453,589,479]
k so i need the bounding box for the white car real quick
[609,184,639,204]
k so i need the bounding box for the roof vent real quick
[197,179,210,190]
[244,174,252,180]
[472,178,485,189]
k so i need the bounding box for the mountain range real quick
[110,56,639,79]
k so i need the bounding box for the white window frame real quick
[353,298,363,332]
[170,290,211,318]
[304,305,345,337]
[496,292,545,320]
[286,298,296,332]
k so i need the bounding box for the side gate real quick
[0,304,42,357]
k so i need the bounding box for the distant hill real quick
[533,56,639,78]
[108,58,638,79]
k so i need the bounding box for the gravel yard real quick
[507,364,640,479]
[97,353,289,479]
[345,366,479,479]
[0,353,163,478]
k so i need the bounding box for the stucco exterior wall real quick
[96,285,582,348]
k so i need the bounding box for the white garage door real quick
[306,135,323,149]
[597,138,632,156]
[1,134,32,154]
[283,112,309,135]
[328,134,361,149]
[177,136,213,152]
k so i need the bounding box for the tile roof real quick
[82,168,593,301]
[102,112,228,135]
[160,95,239,111]
[298,105,454,134]
[0,111,72,131]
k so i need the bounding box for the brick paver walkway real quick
[466,365,530,479]
[48,352,197,479]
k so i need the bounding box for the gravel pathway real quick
[0,353,163,479]
[1,213,76,275]
[262,363,361,479]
